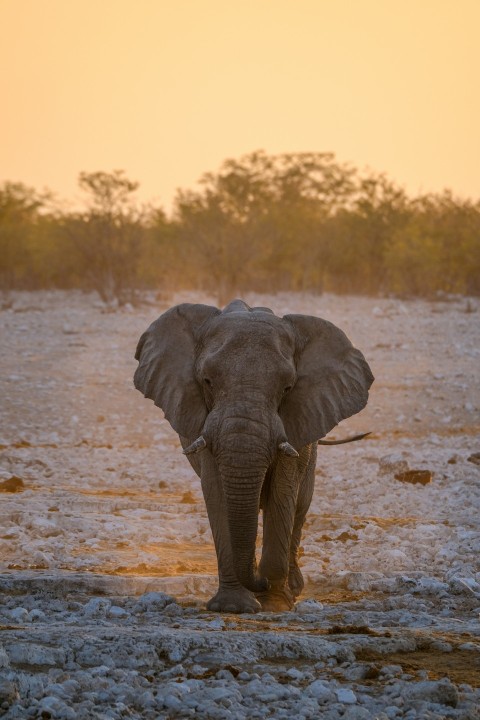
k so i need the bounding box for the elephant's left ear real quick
[280,314,374,450]
[134,303,220,438]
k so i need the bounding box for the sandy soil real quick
[0,290,479,719]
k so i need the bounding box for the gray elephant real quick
[134,299,374,613]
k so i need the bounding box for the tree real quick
[140,207,184,293]
[385,192,480,297]
[1,153,479,300]
[0,182,48,298]
[65,170,144,305]
[173,151,357,301]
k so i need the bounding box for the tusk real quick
[278,441,299,458]
[182,436,207,455]
[318,432,371,446]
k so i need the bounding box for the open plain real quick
[0,290,479,719]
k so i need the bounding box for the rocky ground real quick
[0,289,479,719]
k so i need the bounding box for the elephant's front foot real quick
[255,583,295,612]
[206,585,261,614]
[288,561,305,599]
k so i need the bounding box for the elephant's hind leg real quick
[288,444,316,598]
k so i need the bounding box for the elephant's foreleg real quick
[288,443,316,598]
[183,443,261,613]
[257,451,306,611]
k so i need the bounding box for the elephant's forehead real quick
[202,313,295,352]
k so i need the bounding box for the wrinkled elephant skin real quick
[134,299,374,612]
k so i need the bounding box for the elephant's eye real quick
[283,385,292,395]
[204,378,212,388]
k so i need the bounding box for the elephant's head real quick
[134,299,373,592]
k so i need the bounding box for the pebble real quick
[163,693,183,710]
[295,598,324,614]
[343,707,373,720]
[385,706,401,718]
[136,690,156,708]
[38,695,76,719]
[107,605,129,619]
[380,665,404,678]
[378,453,409,475]
[284,667,304,681]
[83,597,111,617]
[134,591,174,612]
[449,577,479,596]
[28,609,46,623]
[161,602,184,616]
[243,678,265,697]
[335,688,357,704]
[10,607,29,623]
[0,645,10,669]
[306,679,335,703]
[207,686,234,702]
[208,618,225,629]
[0,678,18,705]
[406,679,459,708]
[458,641,479,651]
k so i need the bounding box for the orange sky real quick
[1,0,479,210]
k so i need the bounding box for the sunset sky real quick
[1,0,479,210]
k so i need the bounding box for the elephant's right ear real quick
[134,303,220,438]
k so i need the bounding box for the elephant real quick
[134,299,374,613]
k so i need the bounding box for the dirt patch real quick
[357,647,480,688]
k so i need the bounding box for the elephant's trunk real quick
[214,414,274,593]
